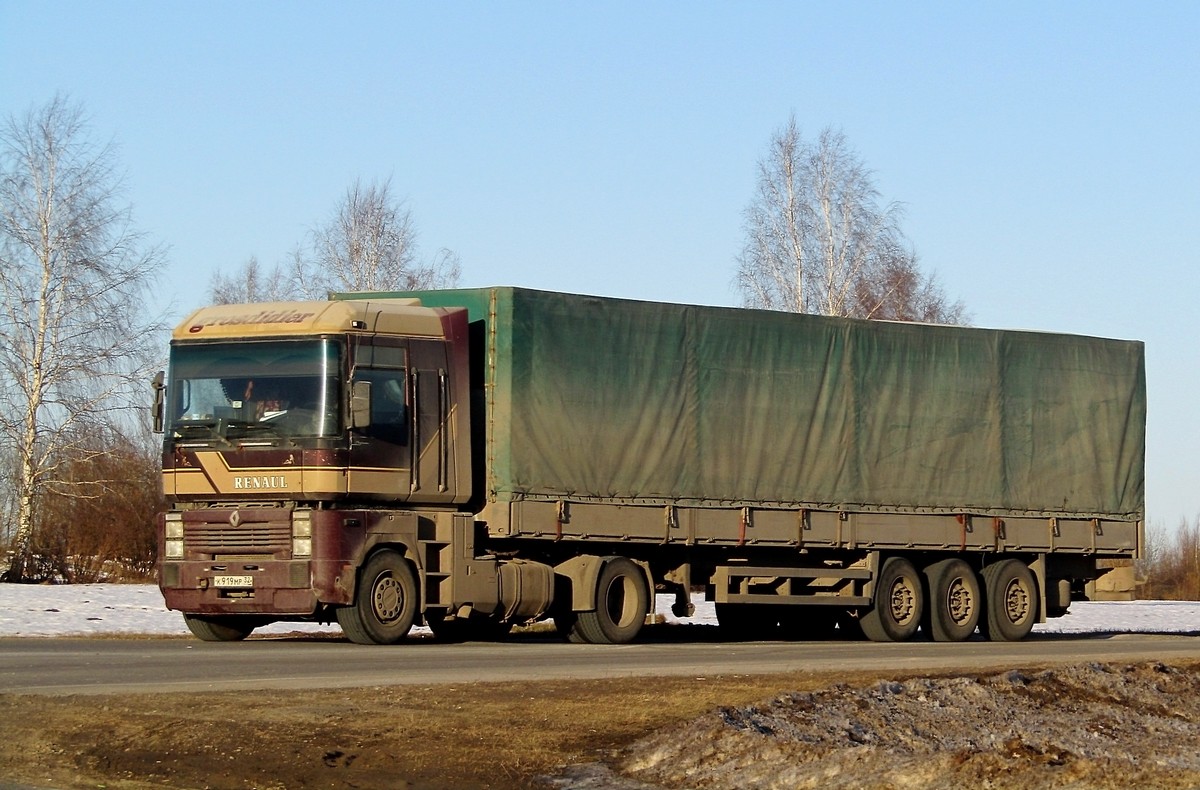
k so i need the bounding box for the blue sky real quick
[2,2,1197,527]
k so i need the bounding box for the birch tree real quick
[293,177,460,298]
[207,177,462,305]
[736,118,964,323]
[0,96,164,581]
[208,255,296,304]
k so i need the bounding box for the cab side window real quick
[353,343,409,445]
[359,368,408,444]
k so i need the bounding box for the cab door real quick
[347,342,412,500]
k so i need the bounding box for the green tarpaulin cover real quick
[371,288,1145,521]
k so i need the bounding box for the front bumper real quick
[159,558,352,615]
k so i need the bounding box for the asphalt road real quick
[3,629,1199,695]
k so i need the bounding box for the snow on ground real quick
[0,583,342,638]
[2,583,1199,638]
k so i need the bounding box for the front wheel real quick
[860,557,923,642]
[337,550,418,645]
[183,613,259,642]
[570,557,650,644]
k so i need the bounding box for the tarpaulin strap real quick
[555,500,567,542]
[956,513,969,551]
[738,507,751,546]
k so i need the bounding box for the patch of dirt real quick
[3,661,1200,789]
[612,662,1200,789]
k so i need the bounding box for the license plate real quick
[213,575,253,588]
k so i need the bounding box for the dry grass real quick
[0,670,896,790]
[8,660,1200,789]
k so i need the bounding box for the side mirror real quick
[350,380,372,429]
[151,371,166,434]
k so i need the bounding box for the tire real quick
[183,613,258,642]
[570,557,649,644]
[980,559,1038,642]
[860,556,923,642]
[337,550,418,645]
[924,558,982,642]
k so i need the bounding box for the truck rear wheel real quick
[860,556,923,642]
[925,558,981,642]
[571,557,649,644]
[183,613,259,642]
[980,559,1038,642]
[337,550,418,645]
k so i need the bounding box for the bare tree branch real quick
[736,118,966,324]
[208,178,462,305]
[295,177,460,298]
[208,255,297,304]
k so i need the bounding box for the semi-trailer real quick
[155,287,1145,644]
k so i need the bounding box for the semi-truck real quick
[155,287,1145,645]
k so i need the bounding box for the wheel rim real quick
[1003,577,1031,625]
[888,576,918,626]
[945,577,976,626]
[371,574,404,623]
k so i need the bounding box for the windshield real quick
[168,339,341,442]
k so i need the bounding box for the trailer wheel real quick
[337,550,418,645]
[183,613,259,642]
[571,557,649,644]
[924,558,981,642]
[860,556,923,642]
[980,559,1038,642]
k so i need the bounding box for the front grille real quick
[184,511,291,556]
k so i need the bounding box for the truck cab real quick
[156,299,490,641]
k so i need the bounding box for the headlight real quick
[292,510,312,557]
[292,537,312,557]
[165,513,184,559]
